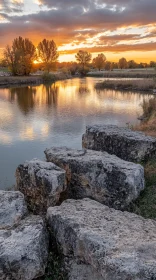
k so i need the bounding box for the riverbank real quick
[0,72,71,87]
[1,125,156,279]
[95,78,156,92]
[134,96,156,137]
[88,69,156,78]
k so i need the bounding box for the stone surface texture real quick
[16,158,66,214]
[0,191,27,230]
[0,215,49,280]
[47,198,156,280]
[82,125,156,162]
[45,147,144,209]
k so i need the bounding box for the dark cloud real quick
[60,42,156,54]
[0,0,156,55]
[0,0,23,13]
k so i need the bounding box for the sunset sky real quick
[0,0,156,62]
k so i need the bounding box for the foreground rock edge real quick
[45,147,145,210]
[47,198,156,280]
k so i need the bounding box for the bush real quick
[142,97,156,119]
[42,72,56,82]
[78,65,90,76]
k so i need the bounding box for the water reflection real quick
[0,77,153,189]
[8,84,58,114]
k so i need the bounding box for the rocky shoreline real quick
[0,125,156,280]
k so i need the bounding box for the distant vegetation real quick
[0,36,156,77]
[95,79,156,91]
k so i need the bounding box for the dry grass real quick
[134,96,156,136]
[95,78,156,91]
[0,72,71,87]
[88,69,156,78]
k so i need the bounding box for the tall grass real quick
[134,96,156,136]
[142,97,156,119]
[95,79,156,91]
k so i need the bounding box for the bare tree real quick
[37,39,59,72]
[75,50,92,71]
[4,36,36,75]
[92,53,106,70]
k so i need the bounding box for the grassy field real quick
[95,78,156,92]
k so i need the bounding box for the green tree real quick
[75,50,92,71]
[37,39,59,72]
[4,36,36,75]
[118,57,128,69]
[92,53,106,70]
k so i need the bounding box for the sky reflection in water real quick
[0,77,152,189]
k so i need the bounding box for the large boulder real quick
[45,147,144,210]
[47,198,156,280]
[82,125,156,162]
[0,191,27,230]
[16,158,66,214]
[0,215,49,280]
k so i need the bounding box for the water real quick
[0,77,152,189]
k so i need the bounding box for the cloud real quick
[0,0,156,59]
[0,0,23,13]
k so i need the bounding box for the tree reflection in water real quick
[8,84,58,115]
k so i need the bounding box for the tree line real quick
[3,36,58,75]
[1,36,156,76]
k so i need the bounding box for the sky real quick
[0,0,156,62]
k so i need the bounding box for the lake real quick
[0,77,152,189]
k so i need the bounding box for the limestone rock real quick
[0,191,27,230]
[82,125,156,162]
[47,198,156,280]
[45,147,144,210]
[0,215,48,280]
[16,158,66,214]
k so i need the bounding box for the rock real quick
[68,261,104,280]
[0,191,27,229]
[16,158,66,214]
[0,215,49,280]
[47,198,156,280]
[45,147,144,210]
[82,124,156,162]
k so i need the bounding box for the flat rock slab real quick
[45,147,144,210]
[47,198,156,280]
[82,125,156,162]
[0,215,48,280]
[0,191,27,230]
[16,158,66,214]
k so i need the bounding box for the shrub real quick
[142,97,156,119]
[42,72,56,82]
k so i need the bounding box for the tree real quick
[4,36,36,75]
[75,50,92,71]
[92,53,106,70]
[150,61,156,68]
[104,61,112,71]
[37,39,59,72]
[128,60,137,69]
[118,57,128,69]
